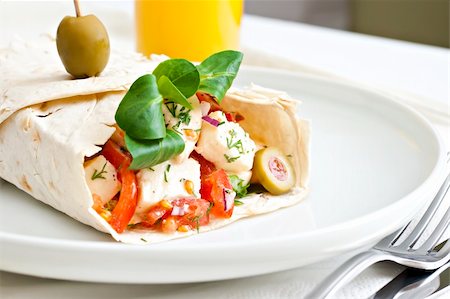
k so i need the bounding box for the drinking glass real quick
[135,0,243,61]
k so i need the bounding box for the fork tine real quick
[375,221,412,249]
[416,207,450,254]
[435,239,450,260]
[398,172,450,249]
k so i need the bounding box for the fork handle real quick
[306,250,389,299]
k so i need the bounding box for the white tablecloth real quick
[1,2,449,298]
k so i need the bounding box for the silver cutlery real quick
[307,171,450,299]
[369,261,449,299]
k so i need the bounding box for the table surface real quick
[1,2,449,298]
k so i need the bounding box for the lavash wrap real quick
[0,40,310,244]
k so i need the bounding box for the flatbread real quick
[0,36,158,123]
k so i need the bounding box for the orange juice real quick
[135,0,243,61]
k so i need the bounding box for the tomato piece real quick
[225,112,245,123]
[200,170,234,218]
[109,165,138,233]
[172,198,211,229]
[190,151,217,199]
[196,92,221,112]
[190,151,216,177]
[139,198,211,233]
[142,201,173,226]
[145,206,170,226]
[100,140,131,171]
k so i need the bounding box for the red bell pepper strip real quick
[109,163,138,233]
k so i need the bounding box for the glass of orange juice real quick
[135,0,243,61]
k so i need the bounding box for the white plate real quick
[0,67,446,283]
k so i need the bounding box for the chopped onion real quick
[171,206,184,216]
[202,115,220,127]
[171,203,191,216]
[200,101,211,116]
[223,188,236,212]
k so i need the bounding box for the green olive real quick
[252,147,295,195]
[56,14,110,79]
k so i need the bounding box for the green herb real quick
[224,154,240,163]
[153,59,200,109]
[164,164,171,183]
[229,175,250,198]
[178,109,191,125]
[115,74,166,140]
[127,223,138,229]
[235,140,244,154]
[196,219,200,233]
[218,121,225,126]
[140,238,148,242]
[227,139,244,154]
[226,137,233,148]
[164,101,177,117]
[91,162,108,180]
[226,130,245,154]
[234,199,244,206]
[148,167,155,171]
[125,131,185,170]
[188,215,201,233]
[197,50,243,103]
[206,202,214,216]
[171,121,182,135]
[286,154,293,158]
[165,101,192,126]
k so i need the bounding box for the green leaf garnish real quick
[157,75,193,109]
[197,50,243,103]
[229,175,249,198]
[153,59,200,109]
[114,51,243,170]
[115,74,165,140]
[125,131,185,170]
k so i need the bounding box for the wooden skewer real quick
[74,0,81,17]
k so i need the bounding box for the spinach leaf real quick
[153,59,200,109]
[197,50,243,103]
[229,174,249,198]
[125,130,185,170]
[157,75,192,109]
[115,74,166,140]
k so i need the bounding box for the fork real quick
[307,170,450,299]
